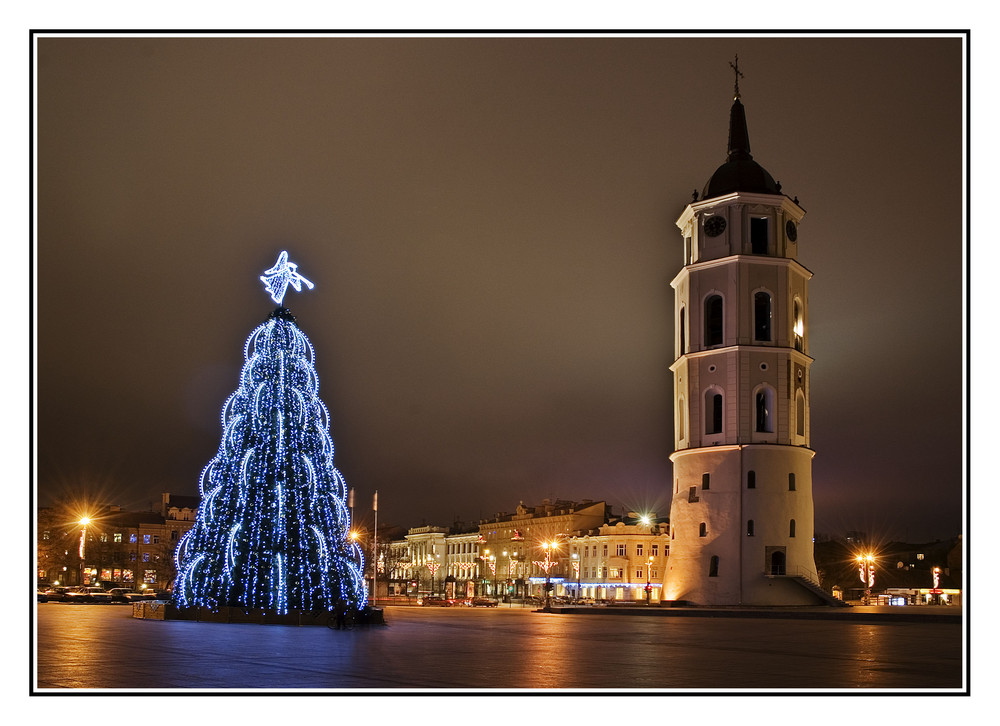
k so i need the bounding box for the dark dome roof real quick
[703,157,780,198]
[702,97,780,198]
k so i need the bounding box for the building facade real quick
[665,81,821,606]
[478,499,609,599]
[566,514,670,602]
[37,493,198,589]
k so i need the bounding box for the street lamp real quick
[572,552,580,601]
[645,555,654,605]
[856,552,876,605]
[78,516,91,586]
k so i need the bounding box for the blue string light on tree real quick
[173,251,366,614]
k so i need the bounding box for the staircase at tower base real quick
[774,574,851,607]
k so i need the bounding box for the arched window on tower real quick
[747,520,755,536]
[705,294,723,347]
[796,390,806,437]
[755,386,774,434]
[793,299,804,352]
[709,555,719,577]
[754,291,772,342]
[705,390,723,435]
[699,522,707,537]
[789,519,797,538]
[678,396,686,441]
[679,306,686,355]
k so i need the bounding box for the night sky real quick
[35,35,964,543]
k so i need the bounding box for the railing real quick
[764,565,819,586]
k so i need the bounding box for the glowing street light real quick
[856,551,876,605]
[534,539,561,610]
[78,516,91,586]
[645,555,655,605]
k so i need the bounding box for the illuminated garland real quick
[174,253,365,614]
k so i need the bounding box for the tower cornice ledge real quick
[670,443,817,463]
[677,192,806,230]
[669,346,814,372]
[671,255,814,289]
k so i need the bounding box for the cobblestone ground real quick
[34,603,963,691]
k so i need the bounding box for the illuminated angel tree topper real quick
[173,252,366,613]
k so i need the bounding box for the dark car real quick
[108,588,147,603]
[421,596,454,607]
[468,597,498,608]
[40,586,71,602]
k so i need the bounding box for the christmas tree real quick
[173,252,366,614]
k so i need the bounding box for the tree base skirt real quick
[131,601,384,626]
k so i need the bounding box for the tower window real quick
[747,470,756,489]
[684,236,692,265]
[678,397,686,440]
[755,387,774,433]
[751,217,769,254]
[794,299,804,352]
[747,520,755,536]
[709,555,719,577]
[679,306,686,355]
[788,473,796,491]
[699,522,707,537]
[688,486,699,503]
[796,391,805,437]
[705,390,723,435]
[754,292,772,341]
[702,473,710,490]
[789,519,797,538]
[704,295,723,347]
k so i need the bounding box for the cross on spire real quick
[730,54,744,100]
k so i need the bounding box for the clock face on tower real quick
[704,216,726,237]
[786,220,798,242]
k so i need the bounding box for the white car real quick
[65,586,113,603]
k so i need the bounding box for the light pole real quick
[78,516,91,586]
[479,549,490,597]
[533,539,560,610]
[645,555,654,605]
[426,556,441,597]
[857,552,875,605]
[502,551,509,602]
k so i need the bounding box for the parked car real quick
[420,596,454,607]
[65,586,113,603]
[40,587,71,602]
[108,588,147,603]
[467,597,498,608]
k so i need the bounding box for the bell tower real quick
[665,61,820,605]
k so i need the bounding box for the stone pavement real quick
[34,601,964,692]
